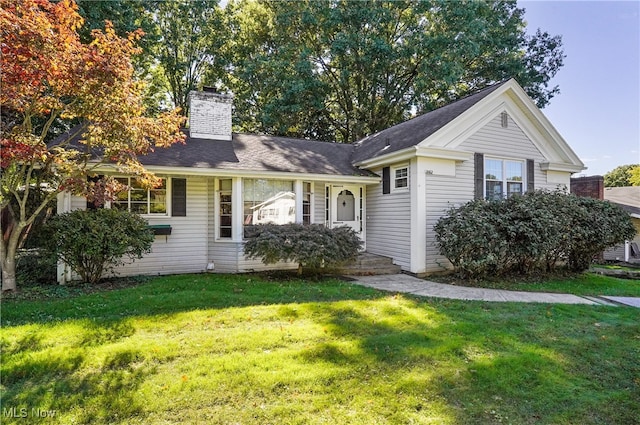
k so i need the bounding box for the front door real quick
[330,185,364,245]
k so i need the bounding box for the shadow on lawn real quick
[1,274,385,326]
[299,299,637,424]
[2,343,151,424]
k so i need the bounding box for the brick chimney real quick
[570,175,604,199]
[188,88,233,141]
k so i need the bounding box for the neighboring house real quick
[603,186,640,262]
[56,78,585,282]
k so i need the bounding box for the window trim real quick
[217,178,233,240]
[302,181,314,225]
[391,164,409,192]
[483,157,525,200]
[113,176,171,217]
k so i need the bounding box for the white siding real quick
[116,176,209,276]
[424,166,474,273]
[365,167,412,269]
[314,181,326,224]
[237,244,298,272]
[71,195,87,211]
[458,113,570,191]
[604,245,626,261]
[209,242,241,273]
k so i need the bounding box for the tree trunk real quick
[2,260,17,292]
[1,222,26,292]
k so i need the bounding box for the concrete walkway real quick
[354,274,632,306]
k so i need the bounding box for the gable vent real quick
[501,111,509,128]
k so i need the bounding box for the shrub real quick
[43,209,154,283]
[16,248,58,285]
[564,196,637,271]
[244,223,362,274]
[434,190,636,278]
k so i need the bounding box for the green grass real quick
[1,274,639,424]
[435,272,640,297]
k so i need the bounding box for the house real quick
[56,79,585,282]
[603,186,640,262]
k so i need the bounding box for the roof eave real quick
[353,147,417,169]
[354,145,474,169]
[416,147,474,161]
[90,163,380,184]
[540,162,587,173]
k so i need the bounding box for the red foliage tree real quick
[0,0,185,291]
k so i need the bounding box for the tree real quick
[604,164,640,187]
[153,0,228,116]
[630,167,640,186]
[225,0,565,143]
[75,0,170,114]
[0,0,185,291]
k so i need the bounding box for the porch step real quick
[338,252,402,276]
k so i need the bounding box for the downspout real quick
[625,240,630,263]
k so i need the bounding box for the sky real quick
[520,0,640,176]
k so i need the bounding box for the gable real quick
[417,79,584,172]
[456,112,545,161]
[351,82,507,164]
[354,79,585,173]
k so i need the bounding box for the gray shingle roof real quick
[49,82,509,176]
[140,133,375,177]
[351,81,508,163]
[604,186,640,216]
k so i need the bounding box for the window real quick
[218,179,232,238]
[485,158,524,200]
[114,177,167,215]
[392,165,409,191]
[336,190,355,221]
[243,179,295,233]
[303,182,312,225]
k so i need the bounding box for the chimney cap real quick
[203,86,218,93]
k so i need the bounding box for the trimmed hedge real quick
[434,190,636,278]
[244,223,362,274]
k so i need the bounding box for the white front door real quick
[330,185,364,245]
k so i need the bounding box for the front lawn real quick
[436,272,640,297]
[1,274,638,424]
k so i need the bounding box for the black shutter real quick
[474,153,484,200]
[382,167,390,194]
[171,178,187,216]
[527,159,535,192]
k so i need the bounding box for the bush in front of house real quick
[43,208,154,284]
[564,195,637,272]
[16,248,58,285]
[244,223,362,274]
[434,190,636,278]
